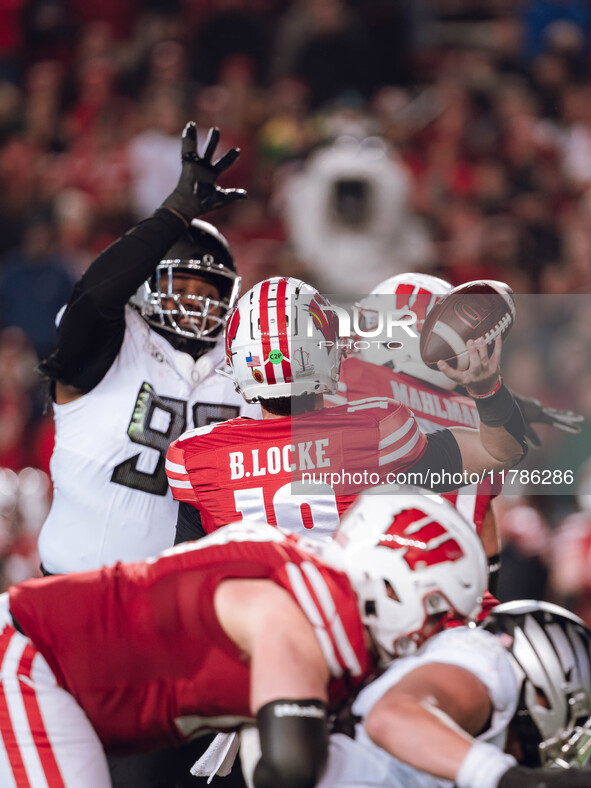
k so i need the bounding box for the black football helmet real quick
[130,219,240,358]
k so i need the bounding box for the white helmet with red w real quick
[335,485,487,664]
[356,272,454,389]
[225,276,341,402]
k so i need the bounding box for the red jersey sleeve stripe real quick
[378,424,424,466]
[0,629,31,787]
[165,448,199,504]
[17,644,67,788]
[301,562,363,677]
[285,563,343,678]
[378,416,417,449]
[165,458,188,476]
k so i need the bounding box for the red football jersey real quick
[333,357,502,534]
[166,398,428,537]
[9,523,371,755]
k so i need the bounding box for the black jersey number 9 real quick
[111,382,240,495]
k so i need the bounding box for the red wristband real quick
[467,378,502,399]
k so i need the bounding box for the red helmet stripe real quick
[276,277,292,383]
[259,279,276,385]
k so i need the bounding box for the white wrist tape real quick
[456,741,517,788]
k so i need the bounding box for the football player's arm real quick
[174,502,207,543]
[364,662,591,788]
[215,578,330,788]
[510,391,583,446]
[40,123,245,399]
[39,208,186,397]
[364,662,496,781]
[165,437,207,545]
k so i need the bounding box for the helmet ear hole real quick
[384,579,399,602]
[535,687,550,709]
[364,600,377,617]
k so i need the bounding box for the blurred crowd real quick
[1,0,591,613]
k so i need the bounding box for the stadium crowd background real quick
[0,0,590,619]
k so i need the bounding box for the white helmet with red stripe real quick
[335,485,487,664]
[356,273,455,390]
[225,276,341,402]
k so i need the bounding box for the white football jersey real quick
[319,627,519,788]
[38,308,258,573]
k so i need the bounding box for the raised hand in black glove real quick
[498,765,591,788]
[162,122,247,223]
[512,393,584,448]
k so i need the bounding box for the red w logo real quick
[379,508,464,569]
[307,294,339,343]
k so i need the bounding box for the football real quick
[419,280,515,371]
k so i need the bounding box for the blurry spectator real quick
[521,0,591,65]
[257,76,312,168]
[446,213,530,287]
[0,328,38,471]
[52,188,97,277]
[529,50,573,118]
[556,83,591,190]
[188,0,271,87]
[22,0,73,66]
[73,20,118,66]
[191,80,259,193]
[62,55,124,144]
[494,495,551,602]
[22,59,65,151]
[0,466,50,592]
[550,505,591,627]
[137,39,189,101]
[126,90,185,219]
[289,0,372,109]
[0,212,74,359]
[67,0,140,41]
[0,0,25,84]
[268,0,316,83]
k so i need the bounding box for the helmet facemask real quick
[146,261,239,342]
[130,219,240,360]
[484,601,591,768]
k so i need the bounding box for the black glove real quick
[162,122,247,222]
[498,765,591,788]
[512,393,584,448]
